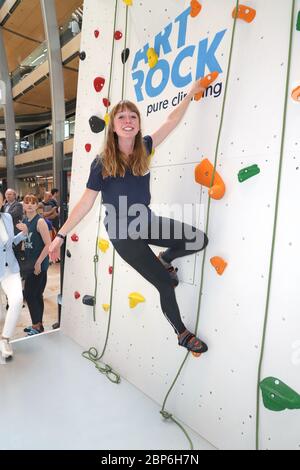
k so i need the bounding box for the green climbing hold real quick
[297,11,300,31]
[260,377,300,412]
[238,164,260,183]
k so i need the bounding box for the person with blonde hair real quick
[49,79,209,355]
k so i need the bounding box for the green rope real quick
[160,0,240,450]
[83,0,120,381]
[255,0,295,451]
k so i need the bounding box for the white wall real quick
[61,0,300,450]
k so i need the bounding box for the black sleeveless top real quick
[24,214,49,272]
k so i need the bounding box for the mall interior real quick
[0,0,83,338]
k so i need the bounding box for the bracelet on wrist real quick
[56,233,66,242]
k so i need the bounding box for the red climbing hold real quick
[109,266,113,275]
[85,144,91,153]
[94,77,105,93]
[114,31,123,40]
[71,234,79,242]
[94,30,100,38]
[103,98,111,108]
[74,292,81,300]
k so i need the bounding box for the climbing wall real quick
[61,0,300,450]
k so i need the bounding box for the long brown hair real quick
[100,101,150,178]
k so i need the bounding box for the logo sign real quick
[131,6,226,105]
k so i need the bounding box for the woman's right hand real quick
[49,237,64,262]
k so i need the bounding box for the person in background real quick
[48,188,60,233]
[0,191,28,359]
[42,190,59,234]
[4,189,24,233]
[22,194,51,336]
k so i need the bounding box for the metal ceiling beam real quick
[40,0,65,195]
[0,25,15,187]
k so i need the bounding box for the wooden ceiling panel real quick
[63,68,78,101]
[5,0,44,42]
[64,55,79,71]
[16,78,52,109]
[3,30,41,72]
[55,0,83,27]
[13,101,49,115]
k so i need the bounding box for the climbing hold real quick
[123,0,133,6]
[232,4,256,23]
[147,48,159,69]
[104,113,110,126]
[190,0,202,18]
[195,71,219,101]
[291,86,300,102]
[66,250,71,258]
[195,158,226,200]
[128,292,145,309]
[94,77,105,93]
[85,143,91,153]
[102,304,110,312]
[79,51,86,61]
[297,11,300,31]
[103,98,111,108]
[109,266,113,275]
[121,48,130,64]
[71,233,79,242]
[98,238,110,253]
[89,116,105,134]
[210,257,228,276]
[260,377,300,412]
[94,30,100,38]
[82,295,96,307]
[149,148,155,159]
[238,164,260,183]
[74,291,81,300]
[114,31,123,40]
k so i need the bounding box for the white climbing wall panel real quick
[61,0,300,450]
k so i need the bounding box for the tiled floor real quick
[0,263,60,340]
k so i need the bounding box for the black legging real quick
[24,271,47,325]
[110,212,208,335]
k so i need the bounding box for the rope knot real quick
[160,410,173,420]
[94,255,99,263]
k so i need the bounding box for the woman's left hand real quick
[34,262,42,276]
[16,222,28,235]
[189,79,206,97]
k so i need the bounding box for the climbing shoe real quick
[158,252,179,287]
[178,330,208,355]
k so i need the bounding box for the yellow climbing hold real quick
[98,238,110,253]
[104,113,110,126]
[128,292,146,309]
[147,48,159,69]
[102,304,110,312]
[123,0,132,6]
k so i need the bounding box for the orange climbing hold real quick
[190,0,202,18]
[195,71,219,101]
[232,5,256,23]
[210,257,228,276]
[195,158,226,200]
[292,86,300,102]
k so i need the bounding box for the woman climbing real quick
[49,79,209,355]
